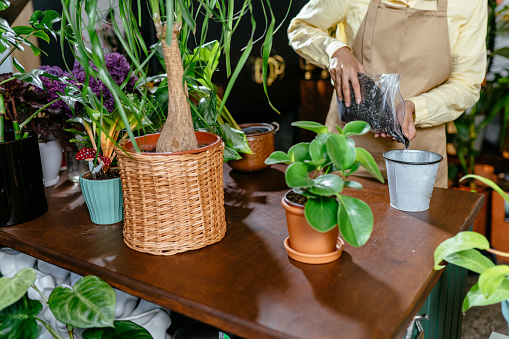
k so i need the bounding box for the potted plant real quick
[265,120,384,264]
[0,4,62,226]
[58,0,285,255]
[45,52,155,225]
[434,174,509,332]
[0,267,153,338]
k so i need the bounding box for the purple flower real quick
[69,53,137,113]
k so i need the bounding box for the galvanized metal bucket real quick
[383,150,443,212]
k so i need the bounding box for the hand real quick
[329,47,365,107]
[402,100,416,141]
[374,100,416,141]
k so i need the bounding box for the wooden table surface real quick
[0,164,484,339]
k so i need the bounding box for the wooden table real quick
[0,164,484,339]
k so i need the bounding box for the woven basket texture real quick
[116,138,226,255]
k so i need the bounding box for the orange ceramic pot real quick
[281,192,344,264]
[227,122,279,173]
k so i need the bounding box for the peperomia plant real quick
[265,121,384,247]
[0,267,152,338]
[434,174,509,311]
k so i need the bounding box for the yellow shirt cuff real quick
[408,96,430,128]
[325,41,350,69]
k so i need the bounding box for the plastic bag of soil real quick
[337,73,409,148]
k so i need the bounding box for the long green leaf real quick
[434,231,491,270]
[355,147,384,183]
[463,280,509,311]
[337,195,374,247]
[478,265,509,298]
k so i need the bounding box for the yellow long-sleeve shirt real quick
[288,0,487,127]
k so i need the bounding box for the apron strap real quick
[437,0,448,12]
[361,0,382,74]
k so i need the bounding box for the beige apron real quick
[325,0,452,188]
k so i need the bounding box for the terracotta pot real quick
[281,191,344,264]
[491,187,509,262]
[227,122,279,173]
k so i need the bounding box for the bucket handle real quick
[270,121,280,133]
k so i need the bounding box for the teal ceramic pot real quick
[79,172,123,225]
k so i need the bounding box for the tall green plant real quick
[59,0,291,156]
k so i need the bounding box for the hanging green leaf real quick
[0,295,42,339]
[83,320,154,339]
[463,280,509,311]
[338,195,374,247]
[49,275,116,328]
[0,267,36,311]
[434,231,491,270]
[292,121,328,135]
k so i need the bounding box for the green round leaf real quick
[291,121,328,135]
[285,162,313,188]
[304,196,338,232]
[265,151,290,165]
[0,267,36,311]
[434,231,491,270]
[345,181,363,190]
[326,134,356,170]
[49,275,116,328]
[288,143,311,163]
[83,320,154,339]
[338,195,374,247]
[309,174,344,196]
[343,121,371,136]
[0,295,42,339]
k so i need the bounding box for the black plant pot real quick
[0,130,48,227]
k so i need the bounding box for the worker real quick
[288,0,487,188]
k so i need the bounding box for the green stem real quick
[31,284,49,303]
[35,318,65,339]
[19,98,60,130]
[67,325,75,339]
[13,121,21,140]
[0,93,4,142]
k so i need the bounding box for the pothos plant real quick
[0,268,152,339]
[434,174,509,311]
[265,121,384,247]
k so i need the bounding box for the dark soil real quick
[242,126,270,135]
[340,73,409,148]
[82,169,120,180]
[144,144,208,153]
[286,190,308,205]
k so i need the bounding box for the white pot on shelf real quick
[38,138,62,187]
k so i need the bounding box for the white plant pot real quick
[38,139,62,187]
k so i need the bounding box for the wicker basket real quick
[116,131,226,255]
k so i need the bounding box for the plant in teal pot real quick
[265,121,384,264]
